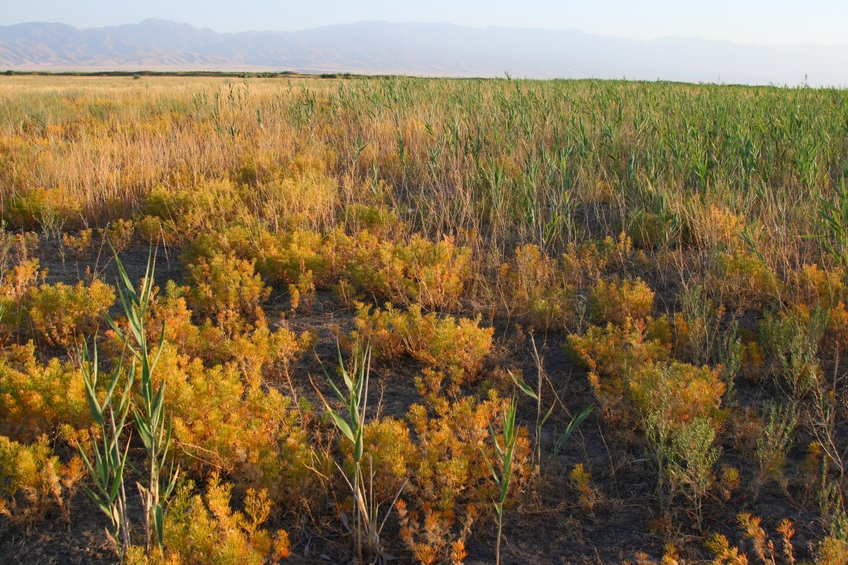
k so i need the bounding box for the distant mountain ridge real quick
[1,18,846,86]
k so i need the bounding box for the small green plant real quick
[817,178,848,270]
[77,342,134,556]
[632,361,724,529]
[512,335,592,470]
[674,284,743,391]
[482,396,519,565]
[755,403,797,489]
[105,250,179,555]
[319,341,404,562]
[759,305,826,398]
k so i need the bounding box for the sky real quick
[2,0,847,46]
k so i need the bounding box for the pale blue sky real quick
[3,0,847,45]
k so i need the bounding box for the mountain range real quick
[1,19,846,86]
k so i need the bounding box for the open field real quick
[0,74,847,564]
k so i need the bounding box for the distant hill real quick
[1,19,846,86]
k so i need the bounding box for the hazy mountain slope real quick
[0,19,845,85]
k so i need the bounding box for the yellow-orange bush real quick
[154,343,314,502]
[589,276,655,326]
[629,361,725,431]
[708,250,780,312]
[354,302,493,387]
[0,435,84,525]
[683,203,745,251]
[184,252,270,334]
[401,394,531,564]
[25,279,115,347]
[346,233,471,310]
[135,181,250,245]
[572,300,726,526]
[0,255,43,342]
[145,280,310,383]
[0,342,91,442]
[101,218,135,253]
[498,244,576,331]
[339,416,416,503]
[3,187,86,231]
[569,317,671,425]
[126,474,290,565]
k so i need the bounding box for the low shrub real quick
[354,302,493,388]
[498,244,576,331]
[0,434,84,524]
[568,317,671,425]
[135,181,249,245]
[708,249,781,313]
[346,233,471,310]
[0,342,91,442]
[589,276,655,326]
[759,304,826,398]
[25,279,115,348]
[184,252,270,335]
[155,342,315,502]
[400,394,531,564]
[126,474,290,565]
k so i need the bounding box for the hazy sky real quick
[3,0,847,45]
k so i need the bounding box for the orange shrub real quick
[155,343,315,502]
[0,256,42,342]
[498,244,576,331]
[0,435,84,525]
[184,226,338,290]
[25,279,115,347]
[0,342,91,441]
[259,228,338,287]
[2,186,85,231]
[339,416,416,503]
[401,394,531,564]
[346,233,471,310]
[589,276,655,326]
[569,317,672,424]
[629,361,726,430]
[185,252,270,334]
[126,474,291,565]
[354,303,493,387]
[683,203,745,251]
[792,263,845,310]
[708,250,780,312]
[100,218,135,253]
[144,280,311,386]
[135,181,250,244]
